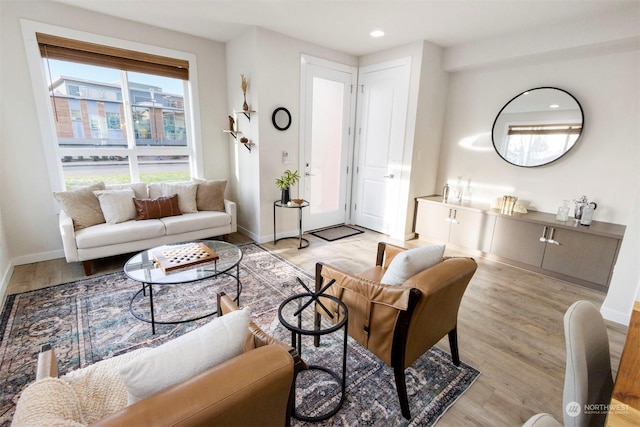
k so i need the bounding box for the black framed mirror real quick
[491,87,584,167]
[272,107,291,131]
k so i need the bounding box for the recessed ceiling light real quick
[370,30,385,38]
[549,104,560,108]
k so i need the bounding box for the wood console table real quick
[415,196,626,291]
[606,301,640,426]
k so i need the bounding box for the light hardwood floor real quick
[6,229,627,426]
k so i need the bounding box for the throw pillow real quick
[380,244,446,286]
[118,307,250,404]
[195,179,227,212]
[161,182,198,213]
[53,182,106,230]
[133,195,182,220]
[93,189,136,224]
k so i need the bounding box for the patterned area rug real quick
[0,243,479,426]
[310,225,365,242]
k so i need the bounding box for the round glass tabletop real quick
[124,240,243,285]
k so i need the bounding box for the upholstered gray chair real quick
[523,300,614,427]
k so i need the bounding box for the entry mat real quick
[310,225,365,242]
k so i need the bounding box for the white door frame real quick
[299,54,357,230]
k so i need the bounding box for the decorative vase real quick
[280,188,290,204]
[243,94,249,111]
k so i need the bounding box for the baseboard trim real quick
[12,249,65,266]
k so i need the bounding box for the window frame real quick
[20,19,204,194]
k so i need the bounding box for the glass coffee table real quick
[124,240,243,334]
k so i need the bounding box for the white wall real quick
[0,2,228,276]
[226,30,261,242]
[226,28,357,242]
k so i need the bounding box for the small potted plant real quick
[275,169,299,204]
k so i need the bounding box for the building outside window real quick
[39,33,192,189]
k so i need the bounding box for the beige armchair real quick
[12,294,302,427]
[314,242,477,419]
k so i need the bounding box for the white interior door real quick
[352,58,411,235]
[300,55,357,231]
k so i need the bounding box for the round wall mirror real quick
[272,107,291,131]
[491,87,584,167]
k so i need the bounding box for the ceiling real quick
[52,0,637,56]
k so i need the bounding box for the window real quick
[38,32,193,188]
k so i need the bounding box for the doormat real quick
[310,225,364,242]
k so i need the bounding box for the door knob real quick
[383,173,394,179]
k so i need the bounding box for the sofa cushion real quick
[119,307,250,404]
[134,195,182,220]
[106,182,148,199]
[75,219,166,249]
[195,179,227,212]
[148,182,198,213]
[381,244,445,286]
[161,211,231,235]
[93,189,136,224]
[54,182,106,230]
[161,182,199,213]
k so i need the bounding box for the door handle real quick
[304,172,316,177]
[547,227,560,245]
[539,226,548,242]
[383,173,394,179]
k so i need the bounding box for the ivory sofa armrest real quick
[58,210,80,262]
[224,199,237,233]
[93,345,294,427]
[36,344,58,380]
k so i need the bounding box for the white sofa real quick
[57,181,237,275]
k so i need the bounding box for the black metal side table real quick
[273,200,309,249]
[278,278,348,422]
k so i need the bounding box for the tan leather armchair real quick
[314,242,477,419]
[13,294,302,427]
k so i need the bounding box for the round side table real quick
[278,291,348,421]
[273,200,309,249]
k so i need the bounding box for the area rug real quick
[310,225,365,242]
[0,243,479,426]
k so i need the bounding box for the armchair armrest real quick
[93,345,294,427]
[376,242,407,268]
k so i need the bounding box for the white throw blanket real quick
[12,348,149,427]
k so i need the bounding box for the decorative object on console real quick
[580,202,597,226]
[442,183,450,203]
[556,200,570,221]
[240,74,249,111]
[573,195,588,220]
[492,87,584,167]
[499,195,518,215]
[275,169,300,204]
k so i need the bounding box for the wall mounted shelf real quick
[222,129,242,140]
[233,109,256,121]
[223,108,256,153]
